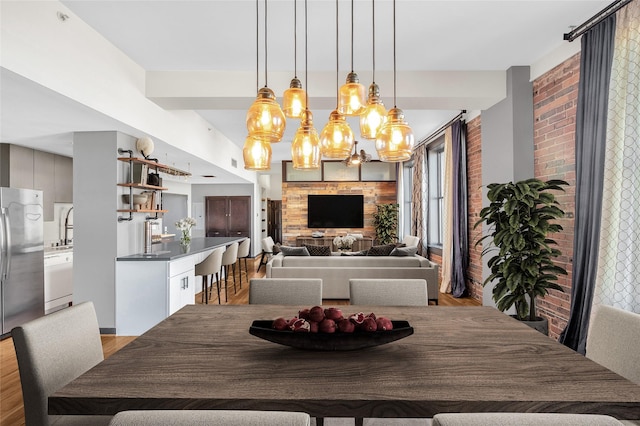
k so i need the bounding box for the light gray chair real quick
[402,235,420,248]
[220,242,239,300]
[349,279,428,306]
[11,301,112,426]
[257,236,275,272]
[586,304,640,385]
[109,410,311,426]
[236,237,251,288]
[249,278,323,305]
[194,246,224,304]
[432,413,624,425]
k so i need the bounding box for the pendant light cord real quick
[372,0,376,83]
[305,0,308,104]
[350,0,355,73]
[264,0,268,88]
[393,0,397,108]
[293,0,298,78]
[335,0,339,106]
[255,0,259,92]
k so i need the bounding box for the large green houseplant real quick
[475,178,568,327]
[372,204,399,245]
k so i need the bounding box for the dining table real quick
[49,304,640,420]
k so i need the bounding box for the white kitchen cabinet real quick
[168,257,195,315]
[116,256,196,335]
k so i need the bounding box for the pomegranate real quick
[309,306,325,323]
[349,312,366,325]
[337,318,356,333]
[360,317,378,332]
[309,321,319,333]
[318,318,337,333]
[298,308,311,320]
[272,317,289,331]
[324,307,343,321]
[376,317,393,331]
[291,318,311,332]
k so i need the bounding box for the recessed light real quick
[202,175,216,178]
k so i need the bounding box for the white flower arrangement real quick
[333,235,357,250]
[175,217,196,244]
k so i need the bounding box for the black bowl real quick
[249,320,413,351]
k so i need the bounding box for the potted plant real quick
[475,178,568,334]
[372,204,399,245]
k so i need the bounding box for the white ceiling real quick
[1,0,609,182]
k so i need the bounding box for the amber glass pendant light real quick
[243,135,272,170]
[360,0,387,139]
[376,0,414,162]
[320,0,354,159]
[246,0,285,143]
[282,0,306,119]
[291,0,320,170]
[338,0,366,116]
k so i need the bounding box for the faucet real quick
[64,207,73,245]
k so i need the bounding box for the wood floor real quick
[0,256,479,426]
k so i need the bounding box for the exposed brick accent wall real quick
[281,182,397,246]
[466,116,483,303]
[532,53,580,340]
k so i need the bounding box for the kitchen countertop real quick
[116,237,244,261]
[45,245,74,256]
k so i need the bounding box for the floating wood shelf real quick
[117,157,191,177]
[117,209,168,213]
[117,183,169,191]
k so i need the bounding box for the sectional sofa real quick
[266,253,439,303]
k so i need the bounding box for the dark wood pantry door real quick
[205,196,250,238]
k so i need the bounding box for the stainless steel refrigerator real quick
[1,187,44,337]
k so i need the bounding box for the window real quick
[427,137,445,248]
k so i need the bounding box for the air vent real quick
[231,159,238,168]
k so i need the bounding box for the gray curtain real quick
[451,120,468,297]
[559,14,616,354]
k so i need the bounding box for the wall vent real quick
[231,158,238,168]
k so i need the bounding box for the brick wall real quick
[466,116,483,303]
[281,181,397,246]
[532,53,580,340]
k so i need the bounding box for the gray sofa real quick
[266,253,439,303]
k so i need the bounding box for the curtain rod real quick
[414,110,465,150]
[564,0,632,41]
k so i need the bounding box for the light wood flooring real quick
[0,256,479,426]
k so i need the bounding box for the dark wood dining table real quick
[49,304,640,420]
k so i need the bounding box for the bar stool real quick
[257,236,274,272]
[236,238,251,288]
[194,247,224,304]
[220,242,239,300]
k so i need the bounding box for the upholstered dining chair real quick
[249,278,323,305]
[11,301,112,426]
[236,237,251,288]
[431,413,624,425]
[220,241,239,300]
[586,304,640,385]
[257,236,275,272]
[349,279,428,306]
[109,410,311,426]
[194,246,224,304]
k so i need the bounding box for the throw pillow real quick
[367,244,396,256]
[279,246,310,257]
[273,243,281,254]
[304,244,331,256]
[390,246,418,257]
[341,250,369,256]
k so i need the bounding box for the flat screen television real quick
[307,194,364,228]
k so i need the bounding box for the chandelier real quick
[344,141,372,167]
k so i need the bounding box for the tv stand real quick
[296,236,374,252]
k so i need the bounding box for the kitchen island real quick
[115,237,244,335]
